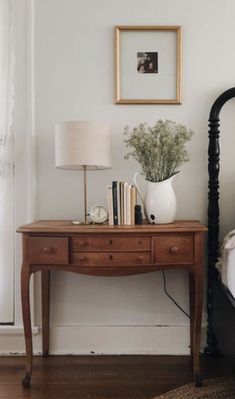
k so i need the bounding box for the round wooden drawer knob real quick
[78,256,86,261]
[78,241,87,246]
[169,246,178,254]
[43,247,52,254]
[137,256,144,262]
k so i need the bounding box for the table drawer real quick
[154,235,194,264]
[71,236,151,252]
[71,252,151,266]
[28,237,69,264]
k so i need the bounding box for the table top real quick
[17,220,207,234]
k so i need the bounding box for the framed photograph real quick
[115,26,182,104]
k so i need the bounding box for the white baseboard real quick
[0,324,206,355]
[0,326,39,336]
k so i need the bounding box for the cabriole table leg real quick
[41,270,51,357]
[21,263,33,387]
[189,271,195,358]
[193,233,204,387]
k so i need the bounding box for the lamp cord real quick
[162,271,190,319]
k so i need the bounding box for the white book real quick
[126,184,131,225]
[107,186,113,225]
[123,182,128,225]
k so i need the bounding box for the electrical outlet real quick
[0,136,6,145]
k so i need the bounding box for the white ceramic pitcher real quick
[133,172,177,224]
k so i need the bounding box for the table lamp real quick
[55,121,111,223]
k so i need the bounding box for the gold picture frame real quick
[115,26,182,104]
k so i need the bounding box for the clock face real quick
[90,204,108,224]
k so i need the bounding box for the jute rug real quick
[156,376,235,398]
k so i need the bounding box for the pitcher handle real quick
[133,172,144,204]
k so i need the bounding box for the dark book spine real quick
[112,181,118,225]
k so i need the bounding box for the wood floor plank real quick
[0,355,234,398]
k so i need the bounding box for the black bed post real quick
[204,87,235,356]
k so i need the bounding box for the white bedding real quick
[216,229,235,298]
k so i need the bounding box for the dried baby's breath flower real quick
[124,120,193,182]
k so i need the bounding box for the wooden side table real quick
[17,220,207,387]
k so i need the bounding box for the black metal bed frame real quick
[205,87,235,356]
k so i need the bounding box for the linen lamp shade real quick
[55,121,111,223]
[55,121,111,170]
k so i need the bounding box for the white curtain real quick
[0,0,15,322]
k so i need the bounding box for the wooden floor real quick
[0,355,234,399]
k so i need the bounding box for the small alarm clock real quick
[89,204,108,224]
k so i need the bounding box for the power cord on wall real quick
[162,271,190,319]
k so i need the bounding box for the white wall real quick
[8,0,235,355]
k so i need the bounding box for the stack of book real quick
[107,181,137,225]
